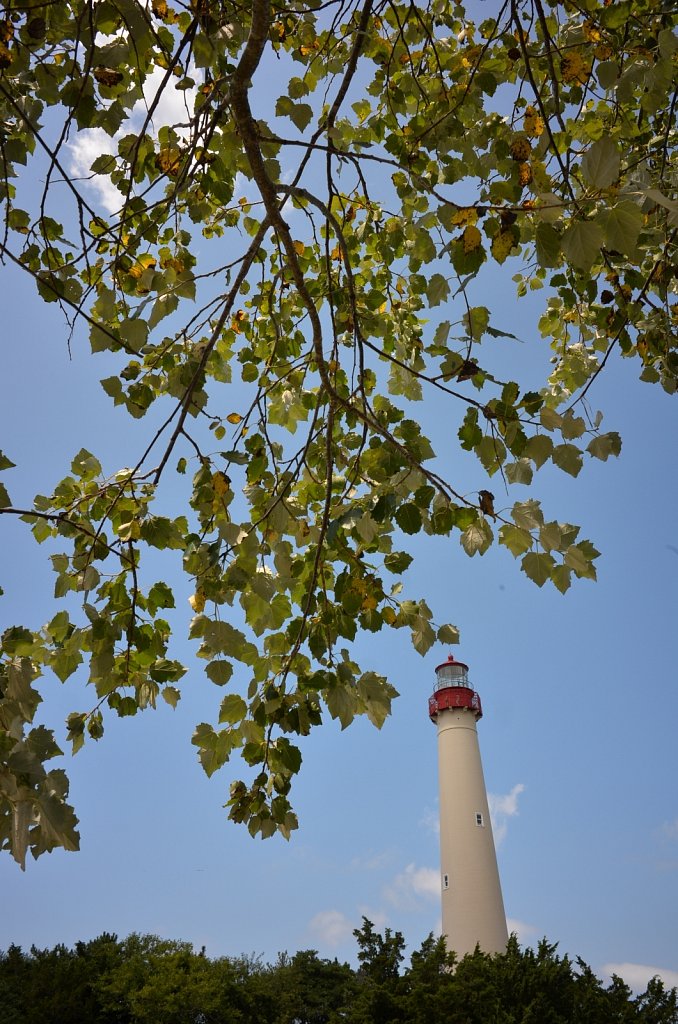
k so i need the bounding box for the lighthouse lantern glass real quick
[435,661,470,690]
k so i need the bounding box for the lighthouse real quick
[429,655,508,957]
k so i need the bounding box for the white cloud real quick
[420,805,440,836]
[68,129,121,214]
[349,851,391,871]
[488,783,525,846]
[660,818,678,841]
[384,863,439,909]
[308,910,354,948]
[601,963,678,992]
[506,917,538,945]
[68,67,197,215]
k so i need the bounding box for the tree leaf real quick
[275,96,313,131]
[587,432,622,460]
[460,518,493,556]
[580,137,620,188]
[395,503,422,535]
[597,201,643,255]
[562,220,605,271]
[521,551,555,587]
[426,273,450,306]
[219,694,247,724]
[499,524,533,557]
[437,623,460,645]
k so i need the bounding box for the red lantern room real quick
[428,655,483,721]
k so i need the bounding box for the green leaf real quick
[437,623,460,645]
[539,521,562,552]
[219,694,247,724]
[161,686,181,708]
[580,138,620,188]
[597,201,643,255]
[384,551,413,574]
[505,459,533,485]
[596,60,619,90]
[0,481,10,508]
[426,273,450,307]
[325,685,356,730]
[0,451,16,471]
[395,503,422,535]
[206,660,234,685]
[512,499,543,531]
[275,96,313,131]
[523,434,553,468]
[551,444,583,477]
[551,565,572,594]
[564,543,598,580]
[70,448,102,480]
[499,524,533,557]
[587,432,622,460]
[562,220,605,271]
[560,412,586,439]
[460,518,493,556]
[521,551,555,587]
[463,306,490,339]
[536,222,562,268]
[411,617,436,656]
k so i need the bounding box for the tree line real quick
[1,920,676,1024]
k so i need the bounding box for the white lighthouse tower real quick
[429,654,508,957]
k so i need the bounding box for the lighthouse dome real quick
[434,655,471,690]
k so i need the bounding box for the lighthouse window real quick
[443,874,449,890]
[475,812,484,827]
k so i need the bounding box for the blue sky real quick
[1,47,677,994]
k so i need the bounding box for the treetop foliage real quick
[1,922,677,1024]
[0,0,676,862]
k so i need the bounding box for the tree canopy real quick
[1,923,677,1023]
[0,0,676,864]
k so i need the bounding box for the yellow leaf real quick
[461,45,482,69]
[491,229,518,264]
[155,145,183,177]
[524,106,545,138]
[583,20,602,43]
[230,310,246,333]
[594,43,613,60]
[293,240,306,256]
[451,206,478,227]
[330,245,341,261]
[518,162,533,186]
[361,594,378,611]
[128,254,157,280]
[383,607,396,625]
[462,224,482,254]
[226,412,242,424]
[510,136,531,161]
[212,471,230,496]
[188,588,206,613]
[560,50,591,85]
